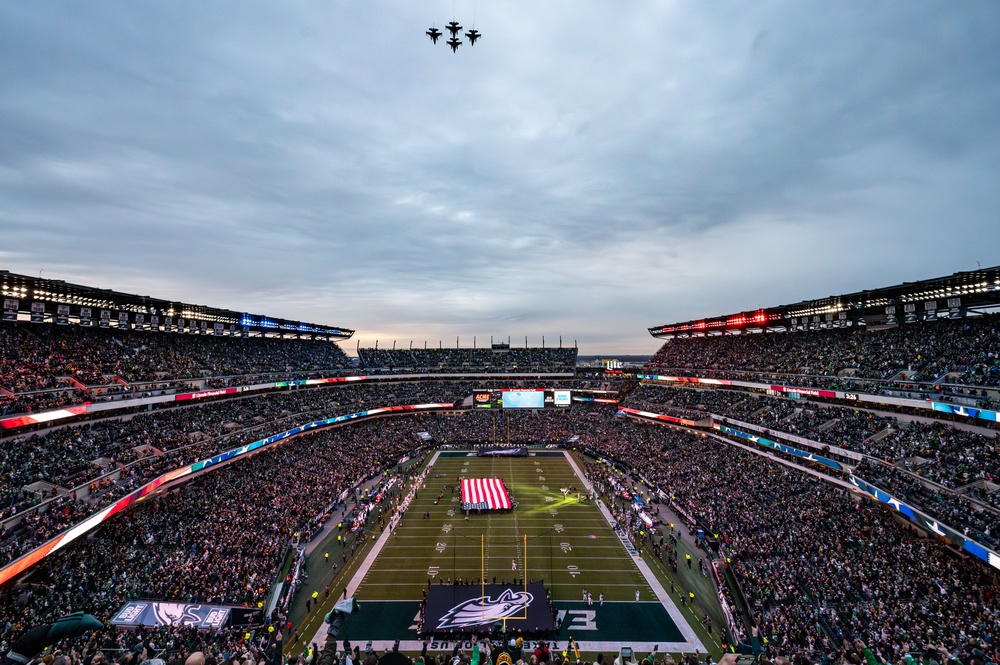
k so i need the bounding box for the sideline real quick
[562,451,706,654]
[303,450,443,649]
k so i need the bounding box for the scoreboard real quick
[473,388,573,410]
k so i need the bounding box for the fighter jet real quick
[446,37,462,53]
[426,27,442,44]
[465,29,481,45]
[446,21,462,37]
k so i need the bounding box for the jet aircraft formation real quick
[427,20,480,53]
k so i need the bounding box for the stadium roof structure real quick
[649,265,1000,338]
[0,270,354,340]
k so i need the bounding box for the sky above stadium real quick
[2,2,999,355]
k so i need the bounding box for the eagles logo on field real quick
[436,589,532,630]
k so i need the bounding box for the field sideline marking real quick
[357,583,665,589]
[561,451,706,652]
[304,450,444,649]
[354,568,650,573]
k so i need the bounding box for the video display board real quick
[473,388,572,410]
[502,389,545,409]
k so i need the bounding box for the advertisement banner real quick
[150,315,159,331]
[56,304,70,325]
[618,406,704,427]
[714,424,847,472]
[553,389,572,407]
[135,313,145,330]
[424,583,554,633]
[118,311,130,329]
[175,387,240,402]
[769,385,837,399]
[473,389,493,409]
[164,317,173,333]
[214,323,223,336]
[100,310,111,328]
[849,475,1000,571]
[111,601,231,629]
[932,401,999,423]
[80,307,92,326]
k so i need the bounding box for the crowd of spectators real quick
[0,326,590,419]
[628,384,1000,487]
[0,379,604,566]
[3,392,1000,665]
[646,315,1000,393]
[0,415,425,661]
[0,403,620,663]
[6,316,1000,665]
[626,384,1000,545]
[854,460,1000,547]
[0,322,353,415]
[358,346,577,372]
[623,387,753,422]
[581,419,999,664]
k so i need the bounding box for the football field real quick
[306,450,706,653]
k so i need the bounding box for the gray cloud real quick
[1,1,999,354]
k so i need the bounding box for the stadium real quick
[2,264,1000,665]
[3,5,1000,665]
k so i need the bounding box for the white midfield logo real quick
[436,589,532,630]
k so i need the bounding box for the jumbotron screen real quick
[473,388,572,409]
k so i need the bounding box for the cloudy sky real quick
[2,2,998,355]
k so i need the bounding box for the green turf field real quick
[303,450,708,655]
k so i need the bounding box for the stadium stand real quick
[5,264,1000,665]
[3,380,999,664]
[581,420,999,663]
[357,346,578,372]
[0,379,615,568]
[0,321,354,416]
[623,383,1000,545]
[646,315,1000,401]
[625,384,1000,483]
[0,417,428,662]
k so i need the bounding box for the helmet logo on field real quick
[436,589,532,630]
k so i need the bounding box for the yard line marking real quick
[562,450,705,652]
[304,450,443,649]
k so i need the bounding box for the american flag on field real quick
[461,478,513,510]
